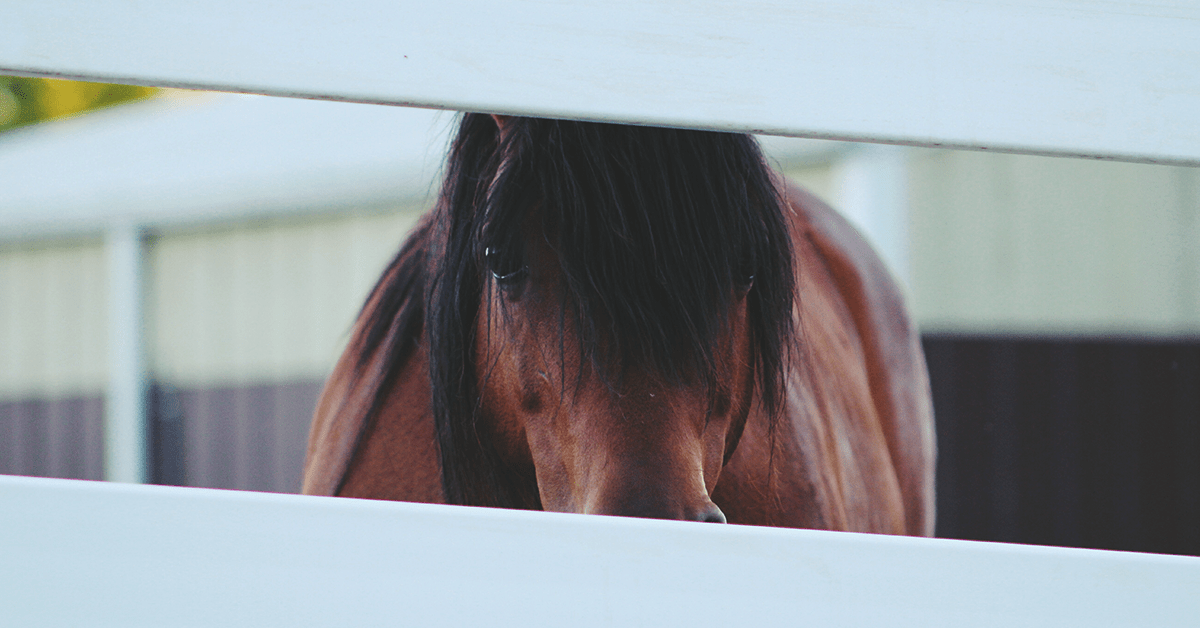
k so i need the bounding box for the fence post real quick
[104,222,148,483]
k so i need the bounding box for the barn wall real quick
[909,150,1200,336]
[149,381,322,493]
[925,335,1200,556]
[0,395,104,480]
[0,206,425,491]
[780,149,1200,337]
[144,206,424,491]
[148,207,422,388]
[0,238,106,479]
[0,238,107,400]
[778,162,836,207]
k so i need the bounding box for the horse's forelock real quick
[483,118,795,402]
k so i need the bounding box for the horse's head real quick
[426,114,795,522]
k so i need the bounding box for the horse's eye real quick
[738,274,755,295]
[484,247,527,285]
[737,255,756,290]
[737,262,756,290]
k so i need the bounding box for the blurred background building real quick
[1,79,1197,556]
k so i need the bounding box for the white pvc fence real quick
[4,1,1198,166]
[3,2,1199,625]
[3,475,1197,627]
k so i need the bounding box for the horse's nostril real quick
[697,505,727,524]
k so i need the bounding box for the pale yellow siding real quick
[909,150,1200,336]
[0,206,426,399]
[781,164,836,208]
[149,207,424,389]
[0,239,107,399]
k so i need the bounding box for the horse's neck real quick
[781,184,933,535]
[334,340,444,502]
[302,215,442,500]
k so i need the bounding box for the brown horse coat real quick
[302,180,935,536]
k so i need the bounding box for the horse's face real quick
[427,114,793,518]
[475,233,752,523]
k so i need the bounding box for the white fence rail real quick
[3,1,1199,165]
[2,475,1197,627]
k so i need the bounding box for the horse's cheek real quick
[479,299,581,513]
[515,374,575,494]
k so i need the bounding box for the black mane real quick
[353,114,795,508]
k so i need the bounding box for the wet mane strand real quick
[359,114,796,507]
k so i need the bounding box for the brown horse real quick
[302,114,935,535]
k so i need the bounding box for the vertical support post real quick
[105,222,148,484]
[832,144,911,286]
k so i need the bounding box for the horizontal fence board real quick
[2,475,1198,627]
[3,1,1199,165]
